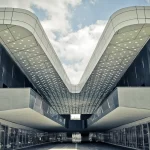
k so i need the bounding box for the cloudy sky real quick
[1,0,150,84]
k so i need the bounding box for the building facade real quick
[0,6,150,149]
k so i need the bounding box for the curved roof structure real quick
[0,7,150,114]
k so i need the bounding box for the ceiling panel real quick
[0,20,150,114]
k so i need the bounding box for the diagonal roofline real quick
[79,6,150,91]
[0,6,150,94]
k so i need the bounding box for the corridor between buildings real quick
[22,143,131,150]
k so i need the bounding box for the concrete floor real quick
[22,143,132,150]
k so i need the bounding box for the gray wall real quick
[118,87,150,109]
[0,88,30,110]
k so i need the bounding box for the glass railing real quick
[87,88,118,126]
[91,122,150,150]
[0,122,67,150]
[29,89,65,127]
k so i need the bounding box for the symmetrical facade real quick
[0,6,150,149]
[1,7,150,114]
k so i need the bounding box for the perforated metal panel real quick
[0,7,150,114]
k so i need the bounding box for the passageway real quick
[22,143,131,150]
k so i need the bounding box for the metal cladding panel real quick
[87,89,118,127]
[0,88,30,110]
[0,88,65,127]
[0,45,35,89]
[117,40,150,87]
[118,87,150,109]
[87,88,150,130]
[1,7,150,114]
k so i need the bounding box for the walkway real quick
[22,143,132,150]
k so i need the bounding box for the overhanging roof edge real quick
[0,6,149,93]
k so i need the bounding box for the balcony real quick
[0,88,65,131]
[87,87,150,131]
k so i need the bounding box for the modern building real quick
[0,6,150,149]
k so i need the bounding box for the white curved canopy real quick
[0,7,150,114]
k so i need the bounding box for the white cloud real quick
[90,0,97,5]
[0,0,107,84]
[0,0,82,35]
[0,0,33,12]
[77,23,83,29]
[33,0,82,35]
[146,0,150,3]
[51,20,107,84]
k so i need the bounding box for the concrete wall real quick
[0,88,30,111]
[118,87,150,109]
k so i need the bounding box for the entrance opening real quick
[70,114,81,120]
[72,132,81,143]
